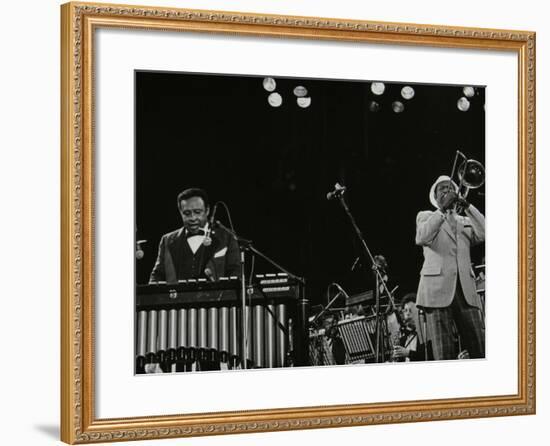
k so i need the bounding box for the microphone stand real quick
[214,221,305,285]
[214,220,307,368]
[310,283,347,326]
[333,190,397,363]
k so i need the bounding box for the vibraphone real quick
[135,274,308,373]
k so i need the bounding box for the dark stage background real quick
[135,71,485,306]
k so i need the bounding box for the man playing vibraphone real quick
[149,188,240,284]
[146,188,241,373]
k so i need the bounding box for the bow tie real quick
[186,229,205,238]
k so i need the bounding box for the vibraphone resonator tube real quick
[135,274,307,373]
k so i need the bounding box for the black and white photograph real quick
[52,1,538,443]
[134,71,486,374]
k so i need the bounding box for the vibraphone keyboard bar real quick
[135,274,307,373]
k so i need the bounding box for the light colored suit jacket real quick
[415,205,485,309]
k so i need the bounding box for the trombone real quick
[450,150,485,211]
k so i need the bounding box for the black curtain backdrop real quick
[135,71,485,305]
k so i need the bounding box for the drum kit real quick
[309,268,486,365]
[308,276,408,365]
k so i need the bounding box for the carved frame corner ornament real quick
[60,2,536,444]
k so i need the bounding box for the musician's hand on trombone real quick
[440,190,458,212]
[456,196,470,211]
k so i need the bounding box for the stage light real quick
[457,97,470,112]
[392,101,405,113]
[263,77,276,92]
[297,97,311,108]
[371,82,385,95]
[463,86,475,98]
[268,92,283,107]
[401,86,415,100]
[368,100,380,112]
[294,86,308,97]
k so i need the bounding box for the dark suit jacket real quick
[149,226,241,284]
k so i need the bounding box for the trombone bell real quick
[458,159,485,192]
[451,151,485,200]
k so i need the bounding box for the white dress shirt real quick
[186,224,208,254]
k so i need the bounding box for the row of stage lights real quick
[368,82,479,113]
[262,77,480,113]
[369,82,412,113]
[263,77,312,108]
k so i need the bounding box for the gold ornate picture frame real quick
[61,2,536,443]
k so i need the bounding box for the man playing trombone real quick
[415,175,485,360]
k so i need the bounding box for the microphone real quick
[204,268,215,282]
[350,256,361,271]
[326,183,347,201]
[202,202,220,247]
[331,282,350,300]
[135,240,147,260]
[208,202,219,228]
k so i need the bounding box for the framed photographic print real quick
[60,1,536,443]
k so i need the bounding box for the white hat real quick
[429,175,458,209]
